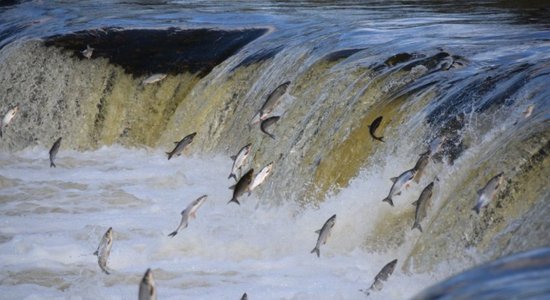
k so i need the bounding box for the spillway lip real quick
[42,26,270,77]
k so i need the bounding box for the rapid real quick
[1,1,549,299]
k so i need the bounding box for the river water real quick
[0,1,549,299]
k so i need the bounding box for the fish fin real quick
[411,200,418,206]
[390,177,397,183]
[472,204,481,214]
[166,152,172,160]
[412,222,423,232]
[50,162,56,168]
[93,250,98,256]
[228,198,240,205]
[230,155,236,160]
[382,197,394,206]
[315,229,321,234]
[168,231,178,237]
[174,141,179,144]
[396,191,401,196]
[310,247,320,257]
[476,188,483,195]
[229,184,236,190]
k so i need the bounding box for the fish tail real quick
[228,173,236,181]
[50,161,56,168]
[472,204,481,214]
[359,288,371,296]
[168,231,178,238]
[310,247,320,257]
[376,136,384,143]
[228,198,240,205]
[100,265,110,275]
[412,222,423,233]
[166,152,172,160]
[382,197,394,206]
[93,250,98,256]
[268,133,276,140]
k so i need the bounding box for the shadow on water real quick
[43,27,268,77]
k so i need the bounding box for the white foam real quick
[0,146,449,299]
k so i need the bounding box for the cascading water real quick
[0,1,549,299]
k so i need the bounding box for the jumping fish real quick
[523,104,534,118]
[368,116,384,142]
[361,259,398,296]
[1,105,19,138]
[259,81,291,120]
[260,116,280,139]
[412,182,434,232]
[412,151,430,183]
[250,162,273,191]
[228,169,254,205]
[311,214,336,258]
[93,227,113,274]
[166,132,196,160]
[229,144,252,181]
[168,195,207,237]
[382,168,417,206]
[142,73,167,85]
[241,293,248,300]
[139,268,157,300]
[473,173,504,214]
[513,105,535,125]
[81,45,94,59]
[49,137,62,168]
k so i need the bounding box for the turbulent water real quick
[1,1,549,299]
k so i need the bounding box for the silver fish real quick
[382,168,417,206]
[228,169,254,205]
[81,45,94,59]
[229,144,252,181]
[241,293,248,300]
[142,73,167,85]
[1,105,18,138]
[260,116,280,139]
[139,268,157,300]
[259,81,290,120]
[93,227,113,274]
[368,116,384,142]
[49,137,62,168]
[473,173,504,214]
[166,132,196,160]
[361,259,398,296]
[412,182,434,232]
[311,214,336,258]
[523,104,534,118]
[412,151,430,183]
[250,162,273,191]
[168,195,207,237]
